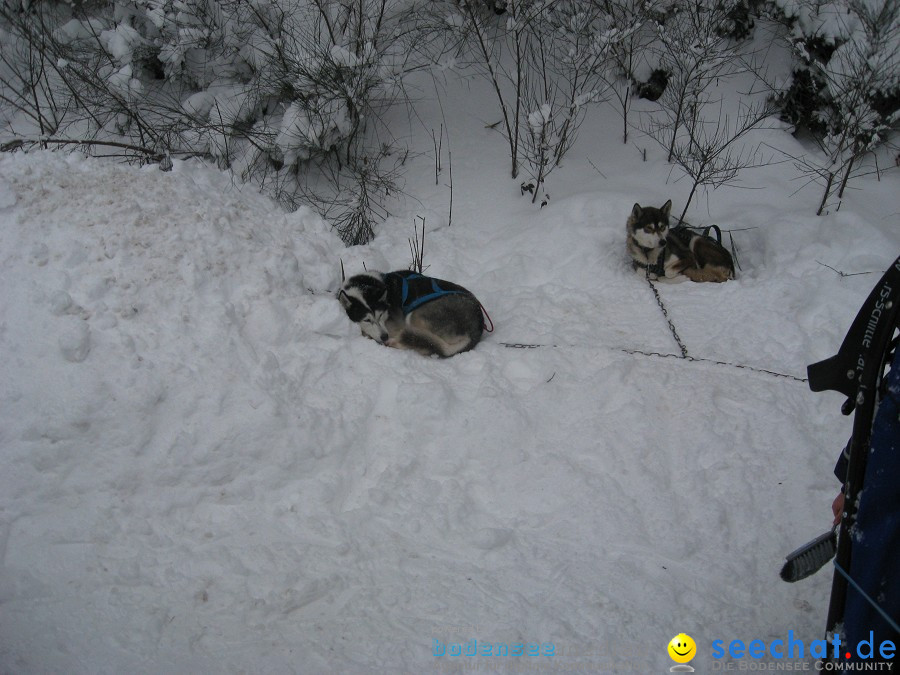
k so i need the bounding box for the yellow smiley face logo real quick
[668,633,696,663]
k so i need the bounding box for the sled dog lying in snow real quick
[626,200,735,283]
[338,270,484,357]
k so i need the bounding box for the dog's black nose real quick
[380,333,389,343]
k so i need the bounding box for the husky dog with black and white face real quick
[338,270,484,357]
[626,200,735,283]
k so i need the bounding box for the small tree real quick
[539,1,612,163]
[437,0,612,185]
[0,0,430,245]
[772,0,899,214]
[651,0,746,163]
[516,2,610,201]
[591,0,664,144]
[0,3,66,140]
[442,0,524,178]
[667,98,774,222]
[639,0,775,220]
[813,0,899,212]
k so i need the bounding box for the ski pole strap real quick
[833,560,900,635]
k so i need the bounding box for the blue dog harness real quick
[387,271,467,315]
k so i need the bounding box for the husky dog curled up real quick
[626,200,735,283]
[338,270,484,357]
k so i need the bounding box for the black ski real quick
[805,255,900,640]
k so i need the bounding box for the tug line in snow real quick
[498,273,808,384]
[499,342,809,384]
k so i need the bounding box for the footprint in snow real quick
[470,527,513,550]
[58,317,91,363]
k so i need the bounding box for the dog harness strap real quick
[390,272,466,315]
[703,224,723,245]
[634,248,667,278]
[673,223,723,245]
[668,225,693,248]
[650,248,666,277]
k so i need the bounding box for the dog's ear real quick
[337,288,353,310]
[631,203,642,220]
[338,291,371,323]
[661,199,672,217]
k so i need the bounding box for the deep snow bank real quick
[0,149,893,674]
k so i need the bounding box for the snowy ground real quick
[1,67,898,674]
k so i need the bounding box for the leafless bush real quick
[0,3,66,140]
[408,215,426,273]
[666,98,775,222]
[438,0,613,187]
[0,0,431,245]
[807,0,898,214]
[590,0,661,144]
[651,0,746,163]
